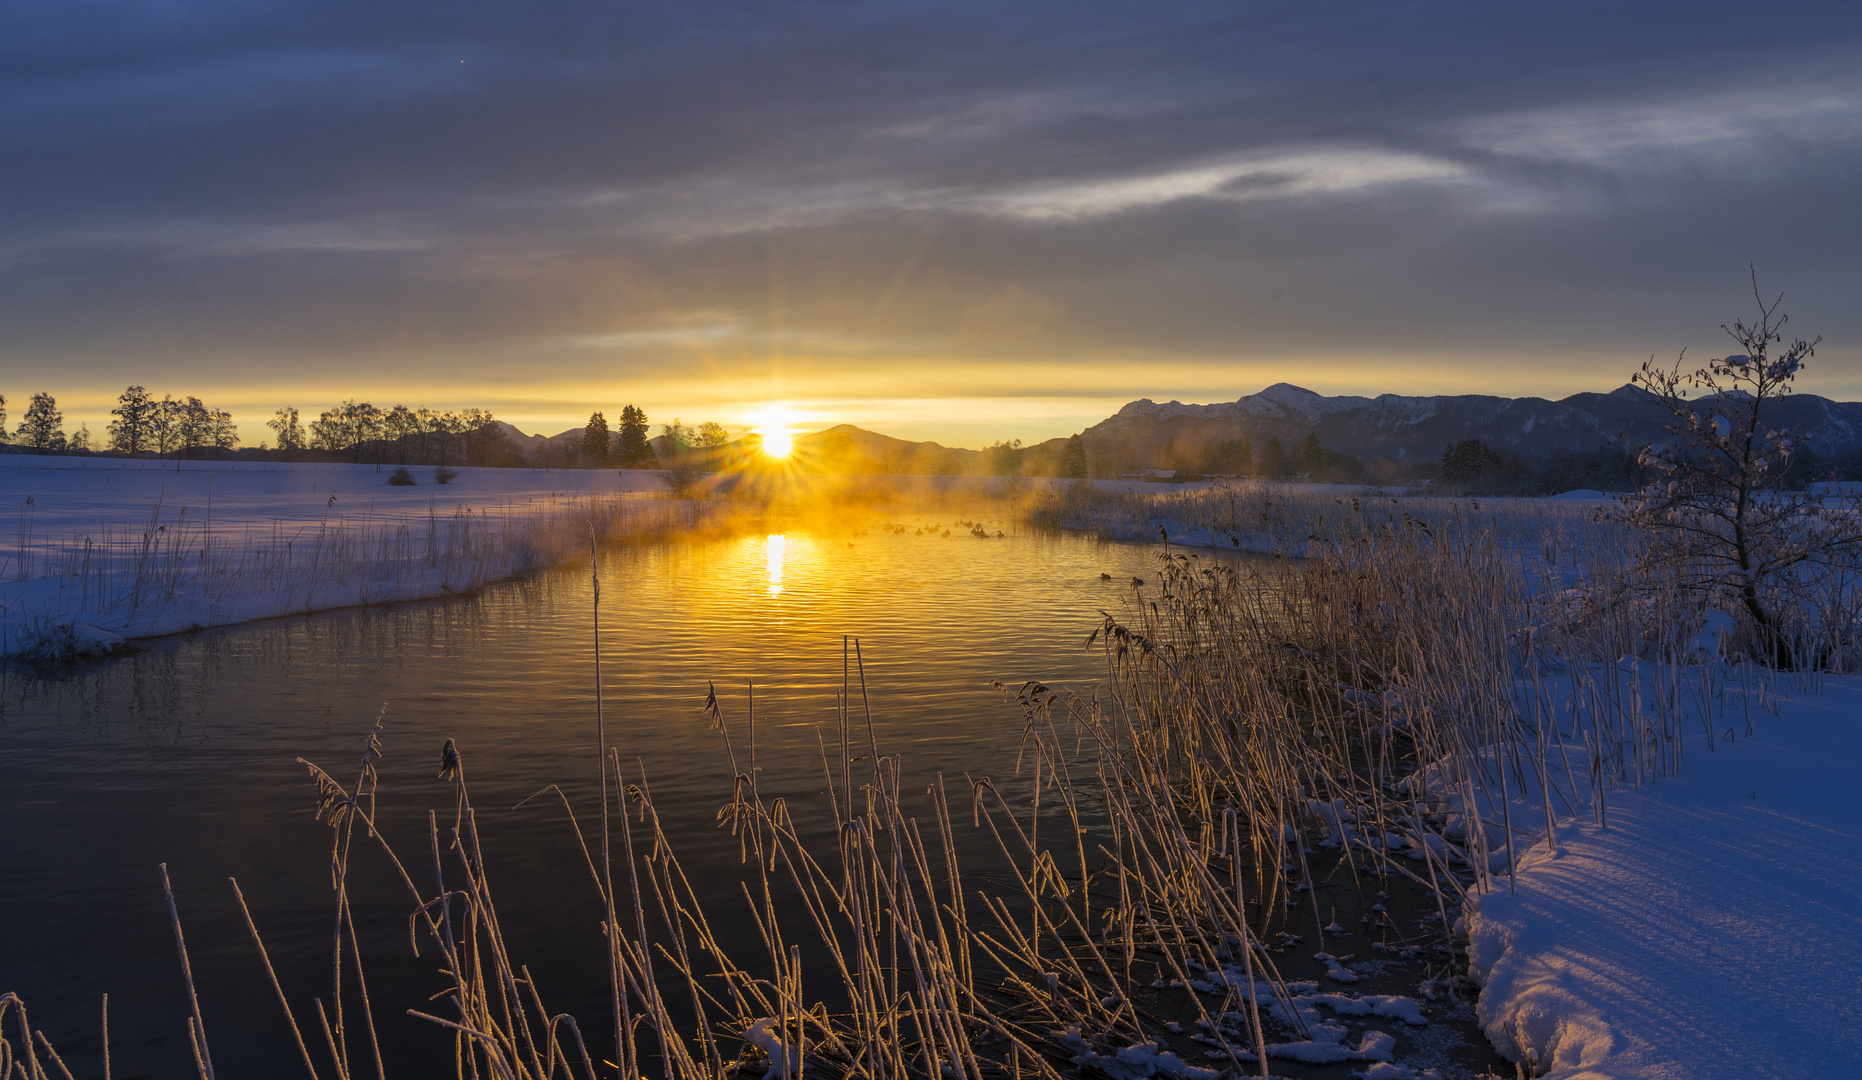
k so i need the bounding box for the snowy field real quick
[1465,675,1862,1079]
[0,453,666,552]
[0,454,684,657]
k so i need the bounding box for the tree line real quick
[0,386,754,473]
[0,388,238,457]
[563,408,732,469]
[269,401,522,467]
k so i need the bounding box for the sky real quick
[5,0,1862,447]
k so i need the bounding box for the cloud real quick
[4,1,1862,441]
[952,147,1471,220]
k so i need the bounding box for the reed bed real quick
[4,499,1855,1079]
[1027,480,1622,564]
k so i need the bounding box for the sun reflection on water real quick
[765,533,786,596]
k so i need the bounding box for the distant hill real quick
[1080,382,1862,479]
[793,424,983,475]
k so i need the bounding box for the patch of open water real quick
[0,517,1500,1078]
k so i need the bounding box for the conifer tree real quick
[1062,433,1088,478]
[616,405,656,467]
[582,411,611,466]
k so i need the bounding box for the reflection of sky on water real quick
[0,522,1265,1079]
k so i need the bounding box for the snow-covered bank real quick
[0,455,702,657]
[1465,677,1862,1079]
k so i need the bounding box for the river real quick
[2,518,1195,1078]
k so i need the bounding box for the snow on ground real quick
[0,454,665,555]
[0,454,680,657]
[1465,676,1862,1079]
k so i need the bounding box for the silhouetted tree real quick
[268,408,306,459]
[984,439,1024,477]
[174,396,213,458]
[616,405,655,467]
[1205,435,1251,476]
[0,394,7,444]
[310,400,381,462]
[211,407,238,454]
[660,417,692,456]
[16,392,63,451]
[382,405,419,463]
[661,455,708,496]
[459,409,519,467]
[1441,439,1500,486]
[582,411,611,466]
[1062,434,1088,478]
[151,395,181,456]
[1295,434,1325,478]
[428,410,466,467]
[1257,437,1285,478]
[69,424,92,452]
[108,385,157,454]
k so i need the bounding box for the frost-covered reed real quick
[1026,479,1621,561]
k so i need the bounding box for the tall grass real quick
[1028,479,1620,561]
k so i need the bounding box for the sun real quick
[750,406,798,459]
[760,428,794,458]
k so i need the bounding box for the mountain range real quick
[1084,382,1862,468]
[501,381,1862,479]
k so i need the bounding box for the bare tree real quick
[174,396,213,459]
[660,455,709,498]
[109,385,157,455]
[16,392,64,451]
[1617,273,1861,663]
[152,395,182,456]
[268,407,306,459]
[211,407,238,455]
[382,405,419,463]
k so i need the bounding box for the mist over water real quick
[1,521,1240,1077]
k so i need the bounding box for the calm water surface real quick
[2,520,1223,1077]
